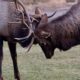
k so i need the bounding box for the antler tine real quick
[14,0,32,27]
[48,11,56,18]
[14,0,26,13]
[14,0,18,8]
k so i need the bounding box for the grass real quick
[2,42,80,80]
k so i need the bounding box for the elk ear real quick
[38,13,48,27]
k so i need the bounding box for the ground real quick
[2,42,80,80]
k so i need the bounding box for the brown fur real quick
[34,2,80,59]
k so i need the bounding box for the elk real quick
[34,2,80,59]
[0,0,34,80]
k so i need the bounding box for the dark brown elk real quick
[0,0,34,80]
[34,2,80,59]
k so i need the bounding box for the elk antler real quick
[30,7,56,22]
[14,0,31,25]
[48,11,56,18]
[30,7,43,18]
[35,7,42,15]
[14,0,18,8]
[13,0,34,50]
[14,0,26,14]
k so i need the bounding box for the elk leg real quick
[8,42,20,80]
[0,38,3,80]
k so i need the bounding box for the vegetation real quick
[2,42,80,80]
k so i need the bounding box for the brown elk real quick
[33,2,80,59]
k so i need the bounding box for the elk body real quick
[34,2,80,59]
[0,0,34,80]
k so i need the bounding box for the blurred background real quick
[7,0,79,13]
[19,0,79,13]
[22,0,77,4]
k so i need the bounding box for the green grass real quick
[2,42,80,80]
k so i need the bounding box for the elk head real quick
[34,13,54,59]
[8,0,34,51]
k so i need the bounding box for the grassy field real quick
[2,42,80,80]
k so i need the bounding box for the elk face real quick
[34,14,54,59]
